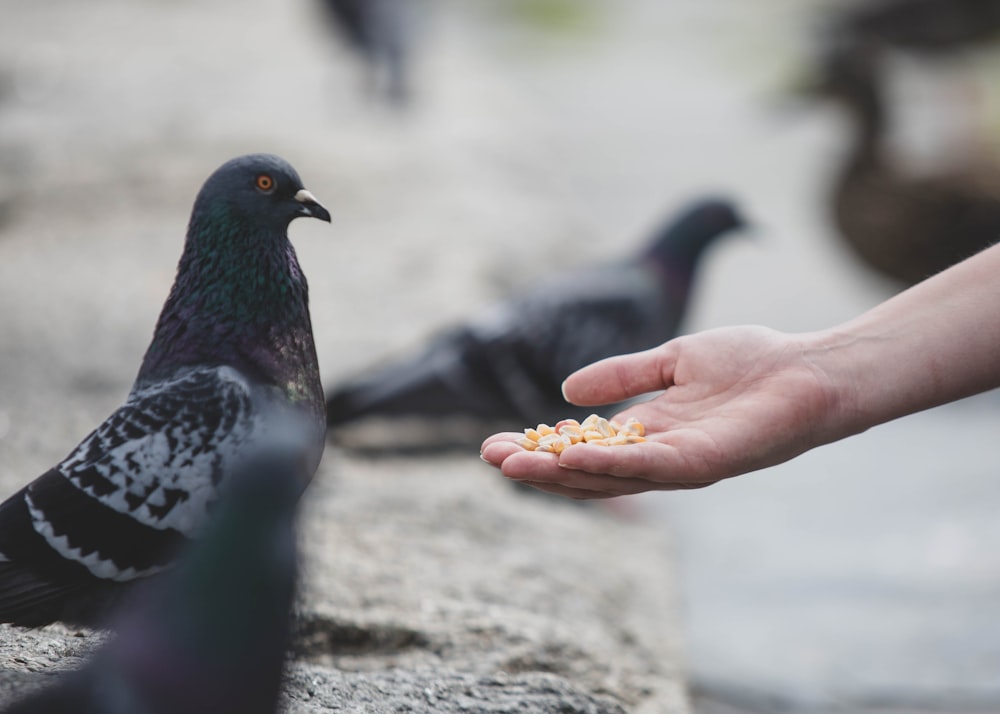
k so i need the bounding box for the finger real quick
[483,440,667,495]
[500,451,666,496]
[538,470,664,496]
[481,431,523,450]
[557,440,710,487]
[496,449,566,480]
[516,481,619,500]
[480,437,525,467]
[519,477,708,497]
[562,343,679,406]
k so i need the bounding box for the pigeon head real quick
[643,197,745,271]
[192,153,331,233]
[138,154,329,399]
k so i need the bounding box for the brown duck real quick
[805,37,1000,285]
[829,0,1000,57]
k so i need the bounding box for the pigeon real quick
[0,153,330,627]
[326,198,745,442]
[319,0,415,105]
[2,443,306,714]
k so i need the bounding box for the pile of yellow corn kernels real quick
[516,414,646,454]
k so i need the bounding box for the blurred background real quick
[2,0,1000,712]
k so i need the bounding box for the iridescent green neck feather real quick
[138,203,322,415]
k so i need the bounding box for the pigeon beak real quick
[730,211,757,239]
[294,189,331,223]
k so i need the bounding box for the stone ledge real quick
[0,452,690,713]
[287,452,690,712]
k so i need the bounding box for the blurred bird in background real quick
[2,446,305,714]
[827,0,1000,56]
[326,198,745,449]
[317,0,417,106]
[796,33,1000,285]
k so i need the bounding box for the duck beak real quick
[294,189,331,223]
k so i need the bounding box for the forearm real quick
[806,243,1000,441]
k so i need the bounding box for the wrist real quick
[805,245,1000,438]
[795,328,880,444]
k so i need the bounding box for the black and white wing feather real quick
[56,365,257,545]
[0,366,264,625]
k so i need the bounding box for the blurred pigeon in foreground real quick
[2,446,305,714]
[0,154,330,627]
[326,198,745,442]
[319,0,415,105]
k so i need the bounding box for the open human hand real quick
[480,326,837,499]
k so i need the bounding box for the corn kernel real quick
[515,415,646,452]
[536,433,571,454]
[557,424,584,442]
[594,417,616,438]
[620,417,645,437]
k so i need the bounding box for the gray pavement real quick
[656,391,1000,713]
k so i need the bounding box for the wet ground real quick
[2,0,1000,712]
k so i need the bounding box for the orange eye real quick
[255,174,275,193]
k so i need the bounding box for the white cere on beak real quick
[291,187,331,222]
[294,189,319,204]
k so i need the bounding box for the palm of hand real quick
[481,326,833,499]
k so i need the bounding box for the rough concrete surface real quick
[0,0,701,711]
[0,455,687,713]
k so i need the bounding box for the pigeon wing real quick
[475,266,667,416]
[1,366,259,585]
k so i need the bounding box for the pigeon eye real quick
[255,174,275,193]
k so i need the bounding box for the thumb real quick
[562,343,678,406]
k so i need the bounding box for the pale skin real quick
[480,243,1000,499]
